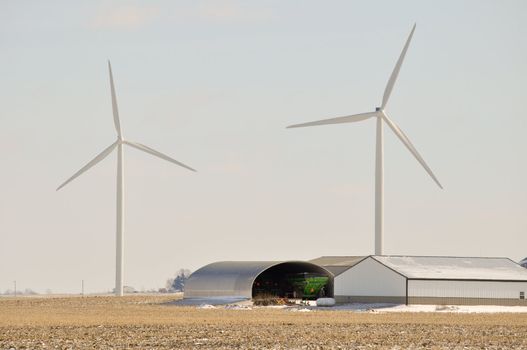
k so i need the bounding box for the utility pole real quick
[81,280,84,296]
[14,280,16,297]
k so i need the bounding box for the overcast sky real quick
[1,0,526,294]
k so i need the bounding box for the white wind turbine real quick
[287,24,442,255]
[57,61,196,296]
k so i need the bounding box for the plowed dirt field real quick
[1,295,526,349]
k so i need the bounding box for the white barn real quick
[311,256,527,306]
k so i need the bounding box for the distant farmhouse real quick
[185,256,527,306]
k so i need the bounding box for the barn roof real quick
[309,256,366,276]
[372,256,527,281]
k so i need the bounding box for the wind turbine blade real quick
[108,61,122,138]
[382,113,443,189]
[124,141,196,172]
[381,23,416,109]
[287,111,378,129]
[57,141,118,191]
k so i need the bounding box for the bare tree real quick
[166,269,191,292]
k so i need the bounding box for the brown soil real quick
[1,295,526,349]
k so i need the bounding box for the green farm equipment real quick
[287,275,329,299]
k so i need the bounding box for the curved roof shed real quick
[184,261,333,299]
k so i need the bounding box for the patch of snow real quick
[321,303,396,311]
[318,303,527,313]
[435,305,460,312]
[263,305,289,309]
[224,304,252,310]
[290,308,312,312]
[170,296,248,306]
[197,304,216,309]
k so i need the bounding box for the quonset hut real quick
[184,261,333,300]
[184,256,527,306]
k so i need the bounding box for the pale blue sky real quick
[1,1,526,293]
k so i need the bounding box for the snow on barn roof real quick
[372,256,527,281]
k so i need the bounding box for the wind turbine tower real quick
[287,24,442,255]
[58,61,196,296]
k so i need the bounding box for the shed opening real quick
[252,262,333,300]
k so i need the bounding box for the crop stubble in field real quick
[1,295,526,349]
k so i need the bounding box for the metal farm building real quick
[184,261,333,300]
[184,256,527,306]
[312,256,527,306]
